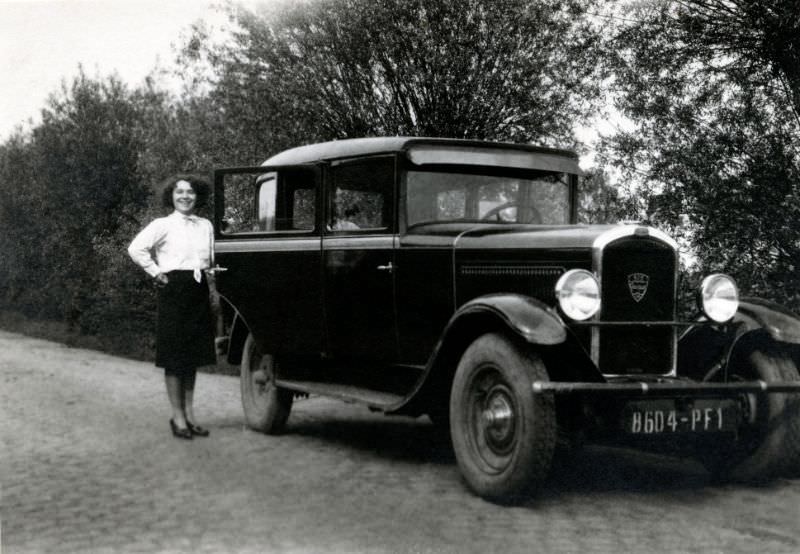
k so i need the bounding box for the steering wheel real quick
[481,201,542,224]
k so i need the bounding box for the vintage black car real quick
[212,137,800,501]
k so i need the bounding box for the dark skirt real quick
[155,270,216,369]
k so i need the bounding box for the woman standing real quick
[128,175,216,440]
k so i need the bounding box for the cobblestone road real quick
[2,330,800,553]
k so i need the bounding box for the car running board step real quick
[275,379,405,409]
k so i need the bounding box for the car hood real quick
[400,223,644,251]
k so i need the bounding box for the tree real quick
[577,170,631,224]
[600,0,800,309]
[0,69,198,353]
[669,0,800,122]
[178,0,605,161]
[0,133,41,313]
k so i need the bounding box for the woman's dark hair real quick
[160,174,211,209]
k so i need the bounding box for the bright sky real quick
[0,0,266,141]
[0,0,612,167]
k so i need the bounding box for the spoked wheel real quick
[465,369,519,466]
[701,347,800,480]
[450,333,556,502]
[240,333,293,433]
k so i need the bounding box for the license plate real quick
[624,399,741,434]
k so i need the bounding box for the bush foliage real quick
[1,0,798,359]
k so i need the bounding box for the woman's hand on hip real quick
[154,273,169,288]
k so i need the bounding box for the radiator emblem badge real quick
[627,273,649,302]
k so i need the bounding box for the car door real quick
[213,165,324,359]
[323,156,398,363]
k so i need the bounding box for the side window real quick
[220,168,317,235]
[329,157,394,232]
[292,188,315,230]
[527,177,570,224]
[221,173,261,234]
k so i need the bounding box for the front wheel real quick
[449,333,556,501]
[240,333,293,433]
[702,348,800,480]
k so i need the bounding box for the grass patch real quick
[0,309,113,353]
[0,309,238,375]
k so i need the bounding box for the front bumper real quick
[533,379,800,439]
[532,380,800,396]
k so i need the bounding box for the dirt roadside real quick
[2,330,799,553]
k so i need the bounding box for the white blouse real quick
[128,211,214,281]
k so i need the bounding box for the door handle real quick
[208,265,228,274]
[376,262,395,273]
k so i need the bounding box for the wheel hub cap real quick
[481,391,516,451]
[253,369,268,387]
[252,357,272,395]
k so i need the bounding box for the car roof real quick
[263,137,581,174]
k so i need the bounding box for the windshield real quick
[404,170,571,228]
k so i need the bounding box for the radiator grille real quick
[598,238,676,374]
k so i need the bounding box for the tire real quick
[779,353,800,478]
[449,333,556,501]
[240,333,293,433]
[702,348,800,480]
[784,396,800,478]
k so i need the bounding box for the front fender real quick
[678,297,800,379]
[735,297,800,344]
[390,293,599,417]
[218,294,250,365]
[454,293,567,345]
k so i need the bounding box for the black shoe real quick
[187,421,210,437]
[170,419,193,440]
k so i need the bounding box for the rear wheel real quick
[702,348,800,480]
[240,333,293,433]
[449,333,556,501]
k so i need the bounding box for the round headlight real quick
[699,273,739,323]
[556,269,600,321]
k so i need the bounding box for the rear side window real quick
[220,169,317,235]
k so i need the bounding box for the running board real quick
[275,379,405,409]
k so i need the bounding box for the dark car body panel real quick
[216,239,324,357]
[395,224,598,365]
[323,235,398,362]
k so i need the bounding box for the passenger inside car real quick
[333,206,361,230]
